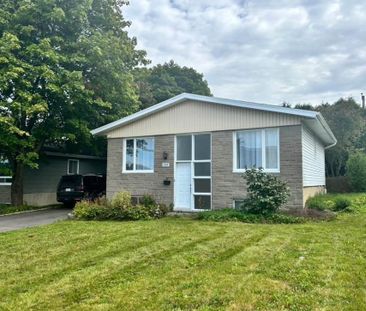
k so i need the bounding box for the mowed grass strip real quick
[0,207,366,310]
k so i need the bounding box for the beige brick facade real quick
[211,125,303,209]
[107,135,175,206]
[107,125,304,210]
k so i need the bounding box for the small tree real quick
[241,168,290,214]
[346,152,366,192]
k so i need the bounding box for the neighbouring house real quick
[0,151,106,206]
[91,93,336,211]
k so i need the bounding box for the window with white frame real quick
[0,158,12,185]
[123,137,154,172]
[0,176,12,185]
[67,159,79,175]
[234,128,279,172]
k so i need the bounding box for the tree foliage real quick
[0,0,147,204]
[286,98,366,177]
[135,60,212,108]
[346,152,366,192]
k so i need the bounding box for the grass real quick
[0,194,365,310]
[197,208,307,223]
[0,204,63,216]
[306,192,366,212]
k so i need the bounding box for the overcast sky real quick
[123,0,366,106]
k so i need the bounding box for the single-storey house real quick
[0,151,106,206]
[91,93,336,211]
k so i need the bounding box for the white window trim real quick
[0,176,12,186]
[233,128,280,173]
[122,137,155,173]
[67,159,80,175]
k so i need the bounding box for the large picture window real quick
[123,137,154,172]
[234,128,279,172]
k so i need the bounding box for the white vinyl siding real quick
[302,126,325,186]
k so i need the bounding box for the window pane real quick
[265,129,279,169]
[194,163,210,176]
[237,131,262,169]
[125,139,134,171]
[234,200,245,210]
[177,136,192,161]
[194,195,211,210]
[136,138,154,170]
[194,179,211,193]
[68,160,78,174]
[194,134,210,160]
[0,177,12,184]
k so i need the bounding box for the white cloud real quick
[123,0,366,105]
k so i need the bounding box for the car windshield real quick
[59,175,82,188]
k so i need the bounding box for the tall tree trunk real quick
[11,161,24,206]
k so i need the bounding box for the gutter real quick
[315,114,337,149]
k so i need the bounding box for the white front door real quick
[175,162,191,210]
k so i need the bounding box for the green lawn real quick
[0,204,61,215]
[1,201,366,310]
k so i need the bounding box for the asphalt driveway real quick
[0,208,71,233]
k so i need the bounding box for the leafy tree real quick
[317,98,366,177]
[0,0,147,205]
[284,98,366,177]
[346,152,366,192]
[135,60,212,108]
[294,103,314,110]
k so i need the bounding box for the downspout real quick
[316,114,337,149]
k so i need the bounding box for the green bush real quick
[346,152,366,192]
[241,168,290,214]
[333,197,352,211]
[306,194,352,212]
[197,209,305,224]
[306,196,335,211]
[74,192,171,221]
[74,201,111,220]
[111,191,132,209]
[141,194,157,207]
[351,195,366,212]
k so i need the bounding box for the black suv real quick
[57,174,106,207]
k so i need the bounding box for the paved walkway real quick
[0,208,71,233]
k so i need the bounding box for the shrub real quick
[346,152,366,192]
[306,196,335,211]
[74,201,111,220]
[74,192,171,221]
[333,197,352,211]
[141,194,157,207]
[241,168,290,214]
[306,194,352,212]
[111,192,132,209]
[197,209,305,224]
[352,195,366,212]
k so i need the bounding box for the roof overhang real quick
[91,93,337,148]
[43,151,106,161]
